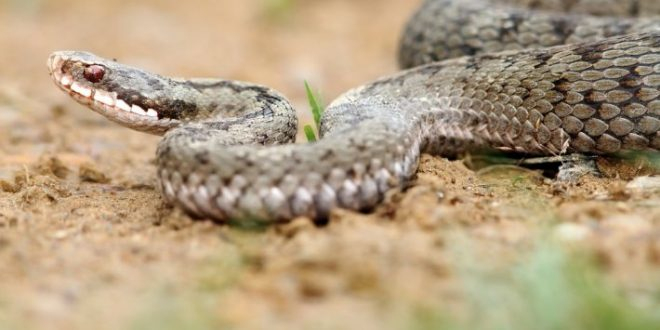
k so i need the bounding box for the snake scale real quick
[48,0,660,223]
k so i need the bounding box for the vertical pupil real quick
[84,65,105,83]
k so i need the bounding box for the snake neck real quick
[48,51,298,138]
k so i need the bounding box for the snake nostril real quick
[84,65,105,83]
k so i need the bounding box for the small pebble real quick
[554,223,591,242]
[626,176,660,192]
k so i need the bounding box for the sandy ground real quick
[0,0,659,329]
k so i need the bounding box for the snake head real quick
[48,51,180,135]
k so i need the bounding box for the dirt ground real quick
[0,0,659,329]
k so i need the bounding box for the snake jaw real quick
[48,51,179,135]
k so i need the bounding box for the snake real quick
[47,0,660,223]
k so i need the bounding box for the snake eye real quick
[84,65,105,83]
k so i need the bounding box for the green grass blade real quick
[304,81,323,131]
[303,125,317,142]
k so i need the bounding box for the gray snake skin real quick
[48,0,660,223]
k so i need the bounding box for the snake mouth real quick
[48,51,177,135]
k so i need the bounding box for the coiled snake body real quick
[48,0,660,222]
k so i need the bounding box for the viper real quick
[48,0,660,222]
